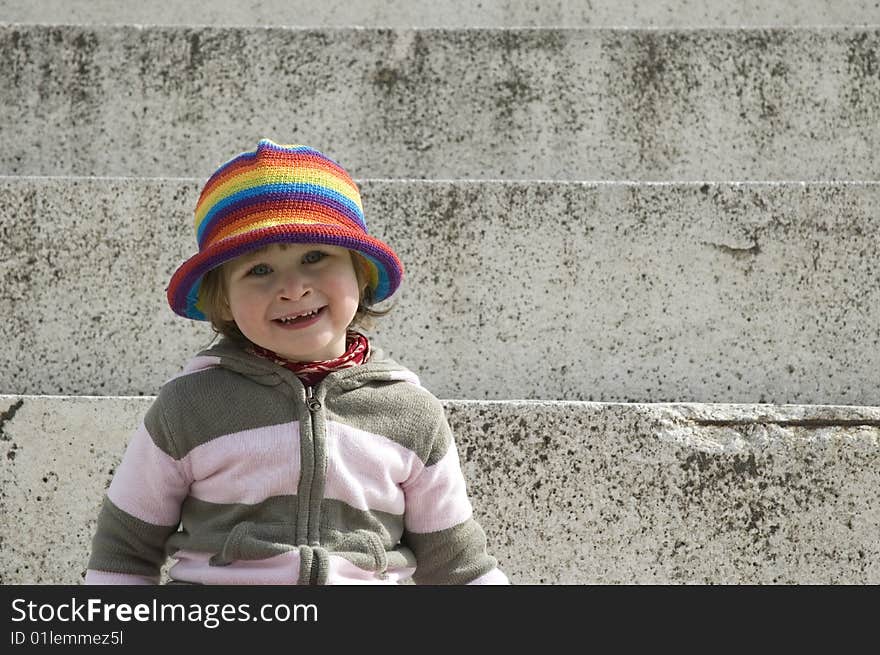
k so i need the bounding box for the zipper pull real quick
[306,386,322,412]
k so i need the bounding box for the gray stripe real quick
[145,367,298,458]
[87,496,177,577]
[323,376,453,466]
[168,495,405,563]
[318,497,403,545]
[167,495,299,556]
[404,519,498,585]
[319,529,417,574]
[151,343,451,465]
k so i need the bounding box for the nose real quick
[277,269,311,300]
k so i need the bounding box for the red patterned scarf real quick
[247,330,371,387]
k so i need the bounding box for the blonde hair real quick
[198,250,390,346]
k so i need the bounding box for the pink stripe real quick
[467,568,510,585]
[167,551,417,585]
[169,550,301,584]
[84,569,158,585]
[323,422,421,514]
[326,556,415,585]
[402,444,473,533]
[386,370,421,386]
[186,422,301,505]
[108,424,190,526]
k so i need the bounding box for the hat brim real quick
[167,224,403,320]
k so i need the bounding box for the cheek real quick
[329,265,362,301]
[226,287,261,324]
[329,281,362,322]
[344,275,364,307]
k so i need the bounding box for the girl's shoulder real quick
[333,352,445,418]
[329,366,453,464]
[146,357,293,459]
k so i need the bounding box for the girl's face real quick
[221,243,364,362]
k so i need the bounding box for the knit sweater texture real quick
[85,338,507,585]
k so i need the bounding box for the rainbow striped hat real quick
[167,139,403,320]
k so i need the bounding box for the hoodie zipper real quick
[306,386,322,412]
[303,385,324,584]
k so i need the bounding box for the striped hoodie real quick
[85,338,508,585]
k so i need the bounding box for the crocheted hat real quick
[167,139,403,320]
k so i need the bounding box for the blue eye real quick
[247,263,272,276]
[303,250,327,264]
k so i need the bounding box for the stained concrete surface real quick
[1,0,878,27]
[2,395,878,584]
[2,26,879,179]
[2,177,878,405]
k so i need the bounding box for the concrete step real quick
[3,176,879,405]
[2,25,878,179]
[2,0,878,28]
[2,394,877,584]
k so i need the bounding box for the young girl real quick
[85,139,508,585]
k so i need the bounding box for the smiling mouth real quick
[274,306,326,325]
